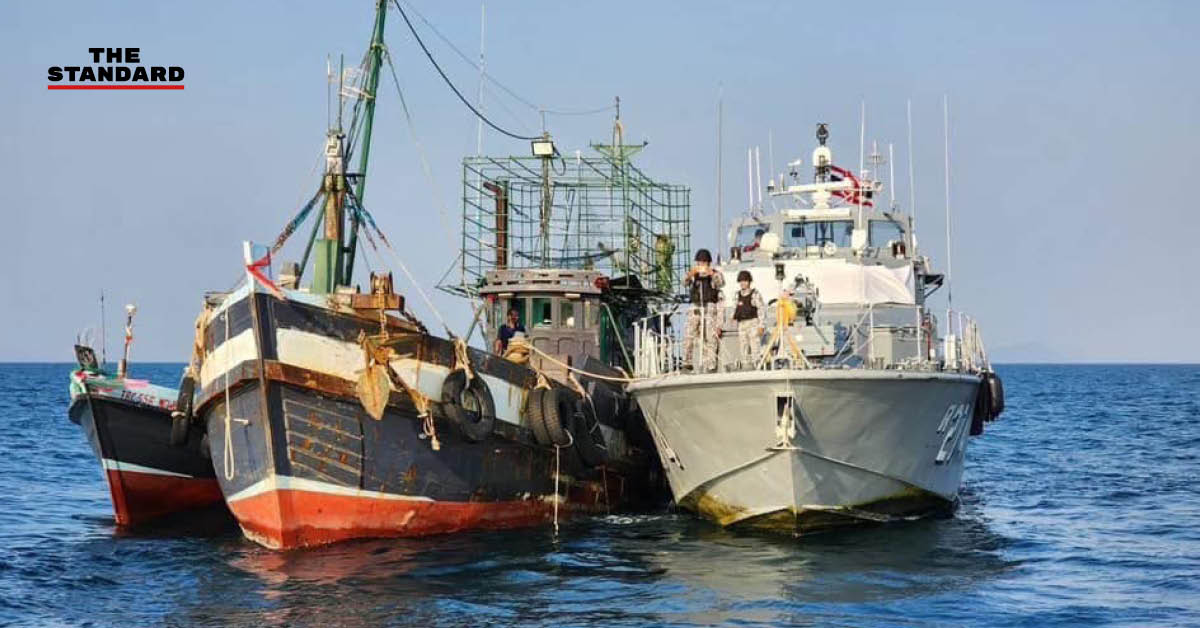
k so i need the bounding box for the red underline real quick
[47,85,185,90]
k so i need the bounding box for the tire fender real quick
[441,370,496,442]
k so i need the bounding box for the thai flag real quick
[829,165,873,207]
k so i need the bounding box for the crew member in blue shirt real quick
[495,308,526,353]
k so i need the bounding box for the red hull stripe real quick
[104,468,224,526]
[226,478,605,549]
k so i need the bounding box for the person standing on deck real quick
[683,249,724,372]
[732,270,765,369]
[494,308,526,354]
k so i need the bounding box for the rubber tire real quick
[525,388,552,446]
[170,374,196,447]
[574,399,609,467]
[441,370,496,443]
[170,413,190,447]
[539,387,575,447]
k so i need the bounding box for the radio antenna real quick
[907,99,917,231]
[99,290,107,367]
[716,86,723,248]
[943,94,954,315]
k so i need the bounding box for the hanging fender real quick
[574,397,609,467]
[970,376,990,436]
[986,371,1005,420]
[525,387,552,446]
[169,372,196,448]
[538,387,575,447]
[440,370,496,443]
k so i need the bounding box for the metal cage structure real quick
[446,141,691,300]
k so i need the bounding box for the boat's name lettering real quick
[118,389,176,411]
[47,48,184,85]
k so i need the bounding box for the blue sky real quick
[2,1,1197,362]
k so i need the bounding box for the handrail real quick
[632,301,990,378]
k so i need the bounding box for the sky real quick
[2,0,1197,363]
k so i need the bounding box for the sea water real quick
[0,363,1197,626]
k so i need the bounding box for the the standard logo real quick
[47,48,184,90]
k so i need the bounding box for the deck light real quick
[531,139,556,157]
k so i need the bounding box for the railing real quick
[633,304,991,378]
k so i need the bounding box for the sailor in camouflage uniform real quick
[731,270,765,369]
[683,248,724,372]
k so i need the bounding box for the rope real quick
[452,336,475,380]
[394,0,615,120]
[391,0,540,141]
[526,344,650,384]
[381,48,458,253]
[222,311,235,482]
[552,429,574,535]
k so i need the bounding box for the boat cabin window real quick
[783,220,853,249]
[494,298,525,329]
[735,224,769,249]
[585,301,600,329]
[560,301,577,328]
[530,298,553,328]
[869,220,904,247]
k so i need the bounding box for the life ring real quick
[525,388,552,446]
[574,398,609,467]
[440,370,496,442]
[822,241,838,256]
[538,386,575,447]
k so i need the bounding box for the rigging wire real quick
[382,47,460,253]
[391,0,540,141]
[395,0,615,119]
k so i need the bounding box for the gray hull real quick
[629,370,981,533]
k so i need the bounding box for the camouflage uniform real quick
[733,288,766,369]
[684,269,724,372]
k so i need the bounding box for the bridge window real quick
[783,220,853,248]
[869,220,904,247]
[735,224,769,248]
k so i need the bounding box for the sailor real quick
[732,270,765,369]
[742,229,766,253]
[683,248,724,372]
[494,308,526,354]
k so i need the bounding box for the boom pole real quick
[343,0,389,285]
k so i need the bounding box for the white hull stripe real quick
[199,328,259,389]
[271,328,525,426]
[101,459,192,478]
[225,474,434,505]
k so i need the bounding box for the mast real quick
[342,0,389,286]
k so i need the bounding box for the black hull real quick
[68,388,226,526]
[196,292,663,549]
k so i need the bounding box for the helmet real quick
[694,248,712,263]
[737,270,752,282]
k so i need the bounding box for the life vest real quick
[689,274,719,304]
[733,289,759,321]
